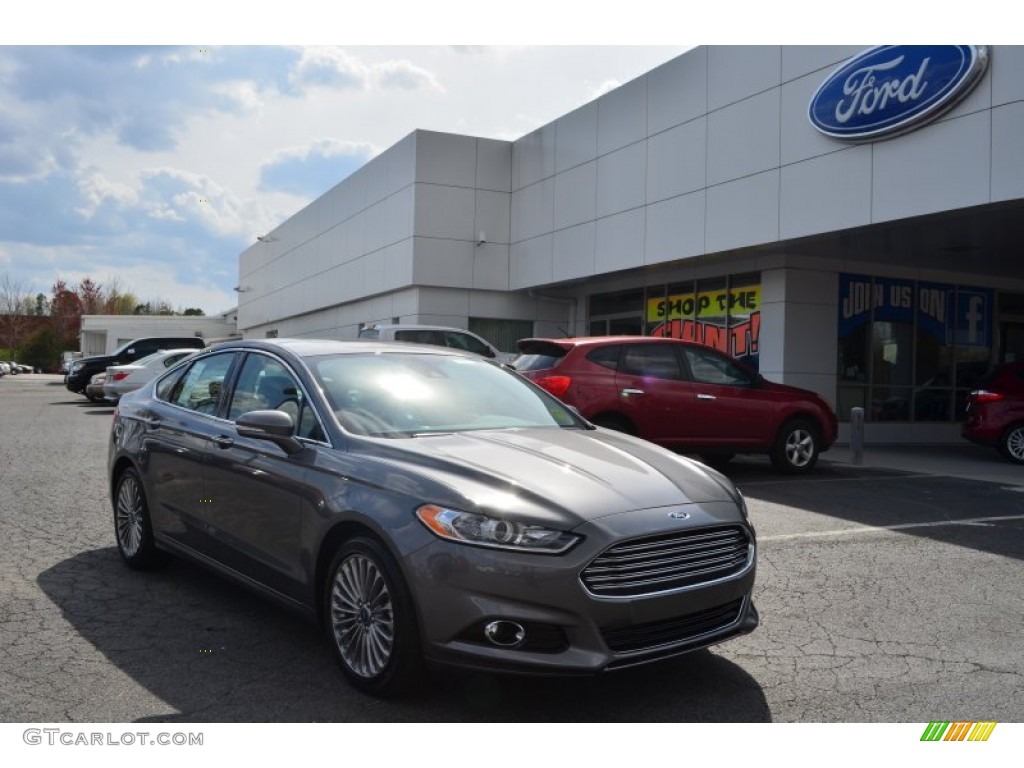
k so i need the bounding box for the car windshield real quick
[310,352,581,437]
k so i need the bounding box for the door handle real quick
[697,393,717,400]
[140,417,162,429]
[213,435,235,449]
[620,388,645,397]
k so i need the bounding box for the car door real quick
[613,343,696,445]
[202,352,326,601]
[680,345,775,447]
[141,351,240,557]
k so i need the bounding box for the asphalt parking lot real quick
[2,374,1022,722]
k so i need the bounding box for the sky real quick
[1,3,1001,317]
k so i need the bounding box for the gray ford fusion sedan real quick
[109,339,758,696]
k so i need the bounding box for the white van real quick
[357,324,513,362]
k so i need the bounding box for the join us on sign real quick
[841,279,947,325]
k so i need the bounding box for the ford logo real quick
[668,511,691,520]
[808,46,988,141]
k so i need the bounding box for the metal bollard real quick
[850,406,864,465]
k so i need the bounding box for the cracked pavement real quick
[1,375,1022,722]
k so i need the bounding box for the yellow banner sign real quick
[646,286,761,323]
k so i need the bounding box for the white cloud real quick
[375,59,445,92]
[289,46,370,92]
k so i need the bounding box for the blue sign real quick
[954,289,992,348]
[809,46,988,141]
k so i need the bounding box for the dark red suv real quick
[514,337,838,474]
[962,362,1024,463]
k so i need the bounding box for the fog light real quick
[483,620,526,648]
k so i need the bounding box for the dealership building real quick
[237,45,1024,443]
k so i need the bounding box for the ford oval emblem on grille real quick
[668,511,690,520]
[808,45,988,141]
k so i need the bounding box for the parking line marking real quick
[759,514,1024,542]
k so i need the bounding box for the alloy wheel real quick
[785,428,815,468]
[115,474,144,557]
[330,554,395,678]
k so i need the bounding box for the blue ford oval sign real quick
[809,46,988,141]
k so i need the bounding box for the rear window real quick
[358,328,380,339]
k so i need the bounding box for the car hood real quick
[352,427,739,528]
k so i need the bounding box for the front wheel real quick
[770,419,820,474]
[113,468,165,569]
[324,537,424,697]
[998,424,1024,464]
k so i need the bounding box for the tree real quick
[18,324,61,372]
[0,273,31,354]
[77,277,105,314]
[34,293,49,316]
[182,307,205,316]
[50,279,83,349]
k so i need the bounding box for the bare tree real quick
[0,272,31,354]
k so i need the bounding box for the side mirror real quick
[236,410,304,455]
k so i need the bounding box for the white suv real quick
[357,324,512,362]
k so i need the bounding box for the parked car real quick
[103,348,198,402]
[357,323,512,362]
[514,336,838,474]
[0,362,9,377]
[962,362,1024,463]
[86,372,108,401]
[5,360,20,375]
[67,336,206,400]
[14,362,33,374]
[109,338,758,696]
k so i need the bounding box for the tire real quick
[770,418,820,474]
[591,414,637,436]
[998,424,1024,464]
[113,468,165,569]
[324,536,424,697]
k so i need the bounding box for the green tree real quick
[18,325,61,372]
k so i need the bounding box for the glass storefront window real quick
[837,275,994,423]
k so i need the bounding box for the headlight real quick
[416,504,579,554]
[71,362,83,373]
[736,488,749,520]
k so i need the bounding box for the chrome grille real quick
[581,526,750,597]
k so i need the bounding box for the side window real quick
[620,345,683,381]
[586,345,621,371]
[155,367,187,401]
[445,331,492,357]
[168,353,237,415]
[683,347,753,386]
[228,355,325,441]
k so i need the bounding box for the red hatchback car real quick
[962,362,1024,464]
[514,337,838,474]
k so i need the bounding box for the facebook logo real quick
[955,290,992,347]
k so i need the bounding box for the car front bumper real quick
[404,502,757,675]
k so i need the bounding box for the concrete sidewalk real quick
[821,443,1024,487]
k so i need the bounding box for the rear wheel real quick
[324,537,424,697]
[998,424,1024,464]
[770,419,819,474]
[113,468,165,569]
